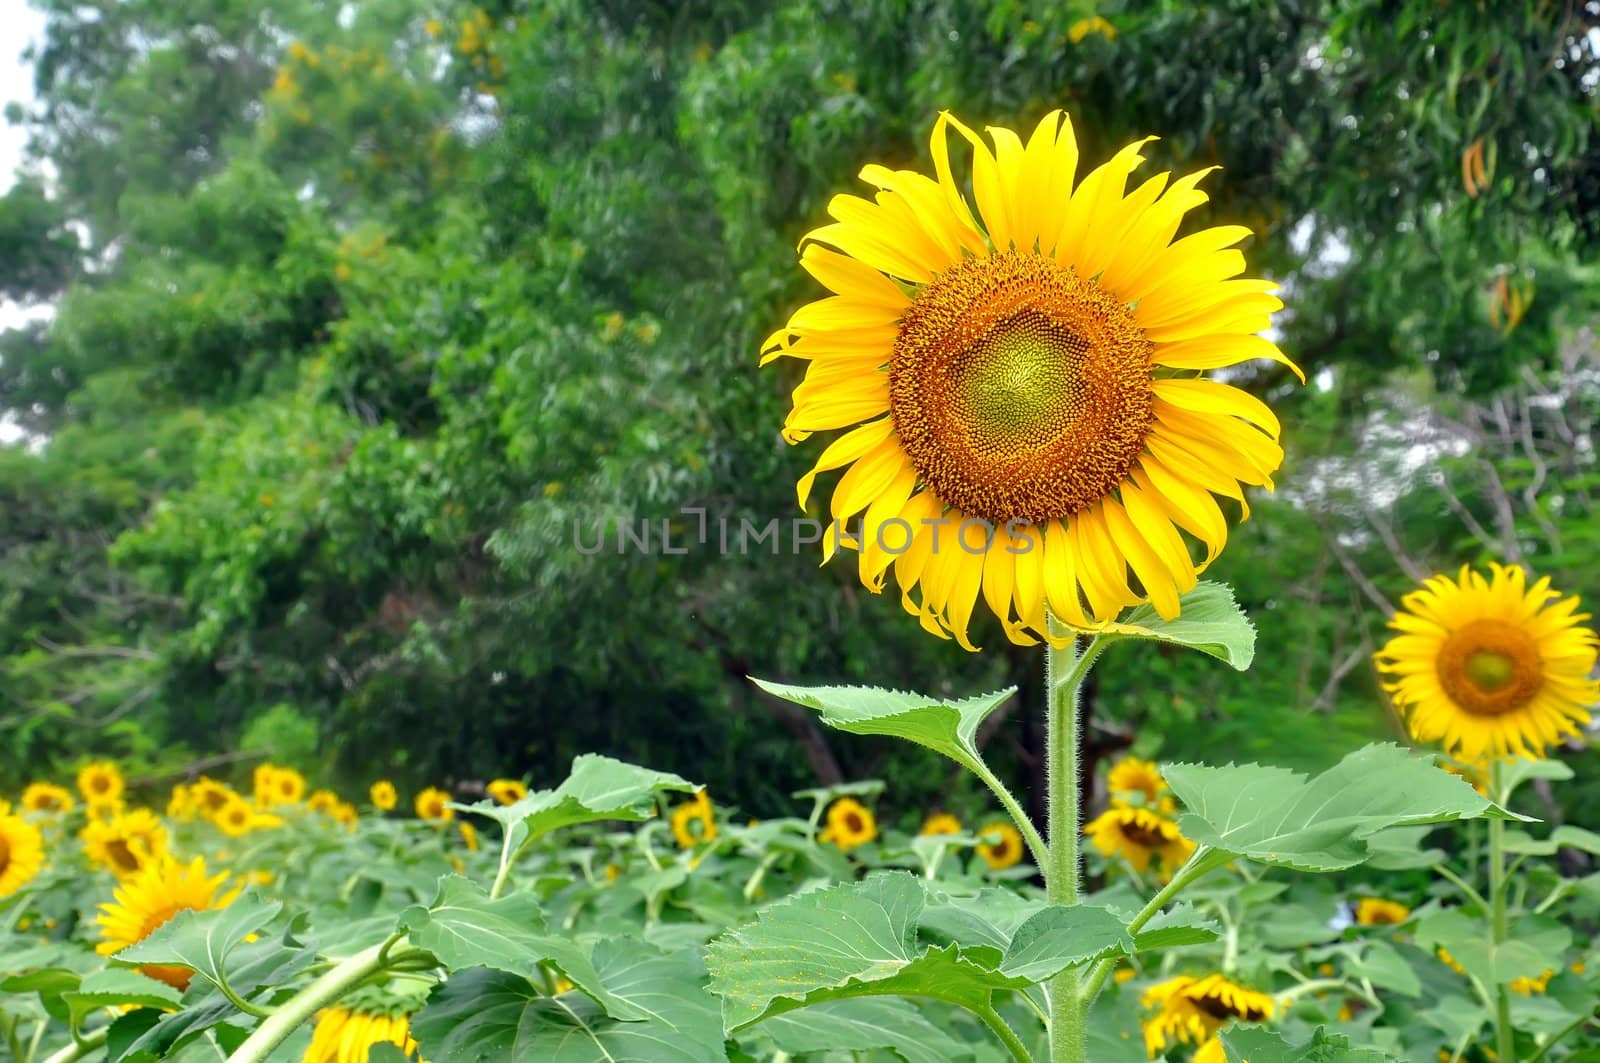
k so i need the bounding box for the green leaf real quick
[1501,825,1600,857]
[1364,826,1447,870]
[998,905,1131,982]
[398,874,644,1021]
[112,892,281,993]
[918,888,1044,952]
[1220,1025,1397,1062]
[1167,743,1524,872]
[1413,911,1568,986]
[755,998,975,1063]
[1103,582,1255,669]
[0,968,80,1024]
[457,754,695,845]
[749,679,1014,774]
[1346,941,1420,997]
[60,969,182,1029]
[411,942,724,1063]
[705,872,1029,1033]
[1131,904,1221,952]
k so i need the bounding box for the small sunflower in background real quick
[21,783,75,816]
[976,821,1025,870]
[82,809,169,877]
[819,797,878,851]
[77,761,124,805]
[213,795,265,838]
[1511,968,1555,995]
[96,854,237,989]
[1141,973,1274,1059]
[268,767,306,807]
[1084,805,1193,878]
[1376,563,1600,762]
[1354,897,1410,927]
[458,822,480,852]
[190,777,235,818]
[166,784,195,820]
[306,789,341,817]
[370,780,398,812]
[414,787,454,822]
[487,778,529,805]
[332,802,359,829]
[670,789,718,849]
[764,111,1296,649]
[0,808,45,898]
[918,812,963,836]
[304,1003,422,1063]
[84,796,125,823]
[1106,756,1174,813]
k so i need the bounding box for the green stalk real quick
[226,938,428,1063]
[1079,845,1216,1005]
[975,1004,1034,1063]
[1044,626,1107,1063]
[41,1028,106,1063]
[1489,760,1514,1063]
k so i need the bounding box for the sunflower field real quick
[5,1,1600,1061]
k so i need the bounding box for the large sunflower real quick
[1141,973,1274,1056]
[765,111,1297,648]
[1376,563,1600,761]
[305,1005,422,1063]
[0,809,46,898]
[96,854,237,989]
[1084,805,1193,877]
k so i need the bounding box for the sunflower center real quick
[107,839,141,873]
[890,250,1154,525]
[1437,619,1544,716]
[1118,820,1168,848]
[843,812,864,834]
[0,834,10,873]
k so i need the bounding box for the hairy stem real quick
[976,1003,1035,1063]
[1489,760,1514,1063]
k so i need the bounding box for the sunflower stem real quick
[1489,759,1515,1063]
[42,1027,105,1063]
[975,1003,1035,1063]
[1044,621,1099,1063]
[224,939,429,1063]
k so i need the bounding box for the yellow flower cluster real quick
[1084,757,1195,880]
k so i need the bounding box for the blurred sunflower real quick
[77,761,124,804]
[1511,968,1555,995]
[370,780,398,812]
[82,809,169,877]
[1142,973,1273,1056]
[213,795,263,838]
[415,787,454,822]
[1376,563,1600,761]
[486,778,528,805]
[1354,898,1410,927]
[333,802,359,829]
[85,797,124,823]
[1107,756,1173,812]
[670,789,717,849]
[0,808,45,898]
[96,854,236,989]
[976,821,1024,870]
[918,812,963,836]
[458,822,480,851]
[304,1005,421,1063]
[21,783,74,815]
[269,767,307,807]
[190,777,234,817]
[1084,805,1193,876]
[306,790,341,816]
[166,784,195,820]
[819,797,877,851]
[764,111,1296,648]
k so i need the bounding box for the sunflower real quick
[0,809,46,898]
[919,812,963,836]
[1355,897,1410,927]
[252,764,279,805]
[96,854,236,990]
[85,797,124,823]
[82,809,170,877]
[819,797,878,851]
[21,783,74,815]
[1376,563,1600,761]
[333,802,359,829]
[306,789,341,816]
[1511,968,1555,995]
[670,789,718,849]
[370,780,398,811]
[269,767,306,807]
[77,761,125,804]
[458,822,480,851]
[414,787,454,822]
[1084,805,1193,876]
[1107,756,1173,812]
[486,778,528,806]
[304,1006,421,1063]
[1438,948,1466,976]
[976,821,1025,870]
[166,784,195,820]
[213,795,264,838]
[190,777,235,817]
[764,111,1296,649]
[1142,973,1274,1056]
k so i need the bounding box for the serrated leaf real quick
[756,998,975,1063]
[398,874,644,1021]
[998,905,1131,982]
[750,679,1014,774]
[411,942,724,1063]
[1167,744,1523,872]
[918,888,1044,953]
[1131,904,1220,952]
[113,893,280,993]
[1220,1024,1397,1062]
[456,754,695,846]
[706,872,1028,1033]
[61,969,182,1028]
[1102,582,1255,669]
[104,1006,163,1063]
